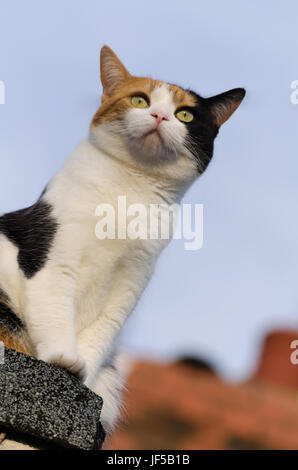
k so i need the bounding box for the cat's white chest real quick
[45,141,179,333]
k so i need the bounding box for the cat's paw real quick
[39,350,87,381]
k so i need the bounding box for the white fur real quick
[1,85,199,432]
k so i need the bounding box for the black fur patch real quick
[179,87,245,173]
[0,200,58,279]
[0,289,23,333]
[0,302,23,333]
[182,90,218,173]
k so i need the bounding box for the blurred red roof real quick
[106,330,298,450]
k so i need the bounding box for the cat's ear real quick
[206,88,246,127]
[100,45,131,101]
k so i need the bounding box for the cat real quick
[0,46,245,432]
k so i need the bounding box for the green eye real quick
[176,110,194,123]
[131,96,149,108]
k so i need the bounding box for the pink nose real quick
[151,112,169,125]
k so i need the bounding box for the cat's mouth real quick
[137,126,165,148]
[125,122,176,162]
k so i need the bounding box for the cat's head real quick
[90,46,245,182]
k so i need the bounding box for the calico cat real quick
[0,46,245,432]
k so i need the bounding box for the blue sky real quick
[0,0,298,380]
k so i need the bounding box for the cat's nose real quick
[151,112,169,125]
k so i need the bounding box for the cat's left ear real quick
[100,45,131,102]
[206,88,246,127]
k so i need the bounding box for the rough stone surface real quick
[0,348,105,450]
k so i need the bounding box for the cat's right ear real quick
[100,46,131,102]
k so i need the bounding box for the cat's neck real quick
[88,128,196,201]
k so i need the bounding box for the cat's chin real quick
[127,139,177,167]
[125,129,177,166]
[141,129,164,149]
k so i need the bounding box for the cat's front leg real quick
[77,257,155,387]
[91,352,124,434]
[24,265,86,380]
